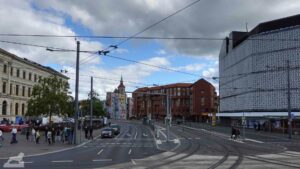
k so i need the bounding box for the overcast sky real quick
[1,0,300,99]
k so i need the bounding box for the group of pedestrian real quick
[45,126,73,145]
[231,127,240,140]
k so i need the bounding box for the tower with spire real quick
[118,75,125,94]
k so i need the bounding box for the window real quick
[29,73,32,81]
[15,103,19,115]
[10,83,12,95]
[16,69,20,77]
[28,87,31,97]
[22,86,25,97]
[23,71,26,79]
[16,85,19,96]
[3,64,7,73]
[10,67,13,76]
[39,76,42,82]
[34,74,37,82]
[2,82,6,94]
[2,101,7,115]
[22,103,25,115]
[201,97,205,106]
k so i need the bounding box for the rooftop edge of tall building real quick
[0,48,69,79]
[227,14,300,50]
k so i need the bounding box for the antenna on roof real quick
[246,22,249,32]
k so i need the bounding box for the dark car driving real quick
[101,128,114,138]
[110,124,120,135]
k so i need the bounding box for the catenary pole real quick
[74,41,80,144]
[90,76,93,127]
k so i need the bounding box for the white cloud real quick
[0,0,104,66]
[156,49,166,55]
[175,63,204,72]
[33,0,300,58]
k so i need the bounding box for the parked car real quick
[0,124,29,132]
[101,128,114,138]
[110,124,120,135]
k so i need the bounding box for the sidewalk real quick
[178,122,300,141]
[0,129,101,159]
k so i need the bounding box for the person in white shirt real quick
[11,127,17,144]
[0,130,4,141]
[31,128,36,142]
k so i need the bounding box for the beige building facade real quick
[0,48,68,123]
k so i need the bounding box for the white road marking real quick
[156,139,162,144]
[228,138,244,143]
[126,133,131,137]
[92,159,112,162]
[174,139,180,144]
[134,132,138,139]
[97,149,104,155]
[143,133,148,137]
[131,159,137,165]
[195,138,201,140]
[52,160,73,163]
[128,148,132,155]
[245,138,264,143]
[23,161,34,164]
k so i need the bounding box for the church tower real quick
[118,75,125,94]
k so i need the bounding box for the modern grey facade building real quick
[219,14,300,124]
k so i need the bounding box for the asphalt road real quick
[1,121,300,169]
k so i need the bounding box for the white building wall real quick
[0,49,68,122]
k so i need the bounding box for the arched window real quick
[2,101,7,115]
[22,103,25,115]
[15,103,19,115]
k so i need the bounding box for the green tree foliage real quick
[80,90,105,117]
[27,76,73,122]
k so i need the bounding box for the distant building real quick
[219,14,300,127]
[127,97,133,119]
[105,76,127,120]
[132,79,217,122]
[0,48,68,123]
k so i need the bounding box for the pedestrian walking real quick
[10,127,18,144]
[44,126,48,142]
[26,128,30,141]
[61,128,65,143]
[36,130,40,144]
[89,125,93,140]
[84,125,88,139]
[47,130,52,145]
[231,127,236,140]
[56,128,61,142]
[51,128,55,144]
[0,129,4,141]
[31,128,36,142]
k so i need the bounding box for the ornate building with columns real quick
[0,48,68,123]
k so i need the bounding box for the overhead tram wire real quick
[1,34,300,41]
[103,54,202,78]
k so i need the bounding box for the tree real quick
[80,90,105,117]
[27,76,73,123]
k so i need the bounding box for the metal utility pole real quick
[287,60,292,139]
[90,76,93,127]
[166,94,170,142]
[74,41,80,144]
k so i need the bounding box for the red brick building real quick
[132,79,217,122]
